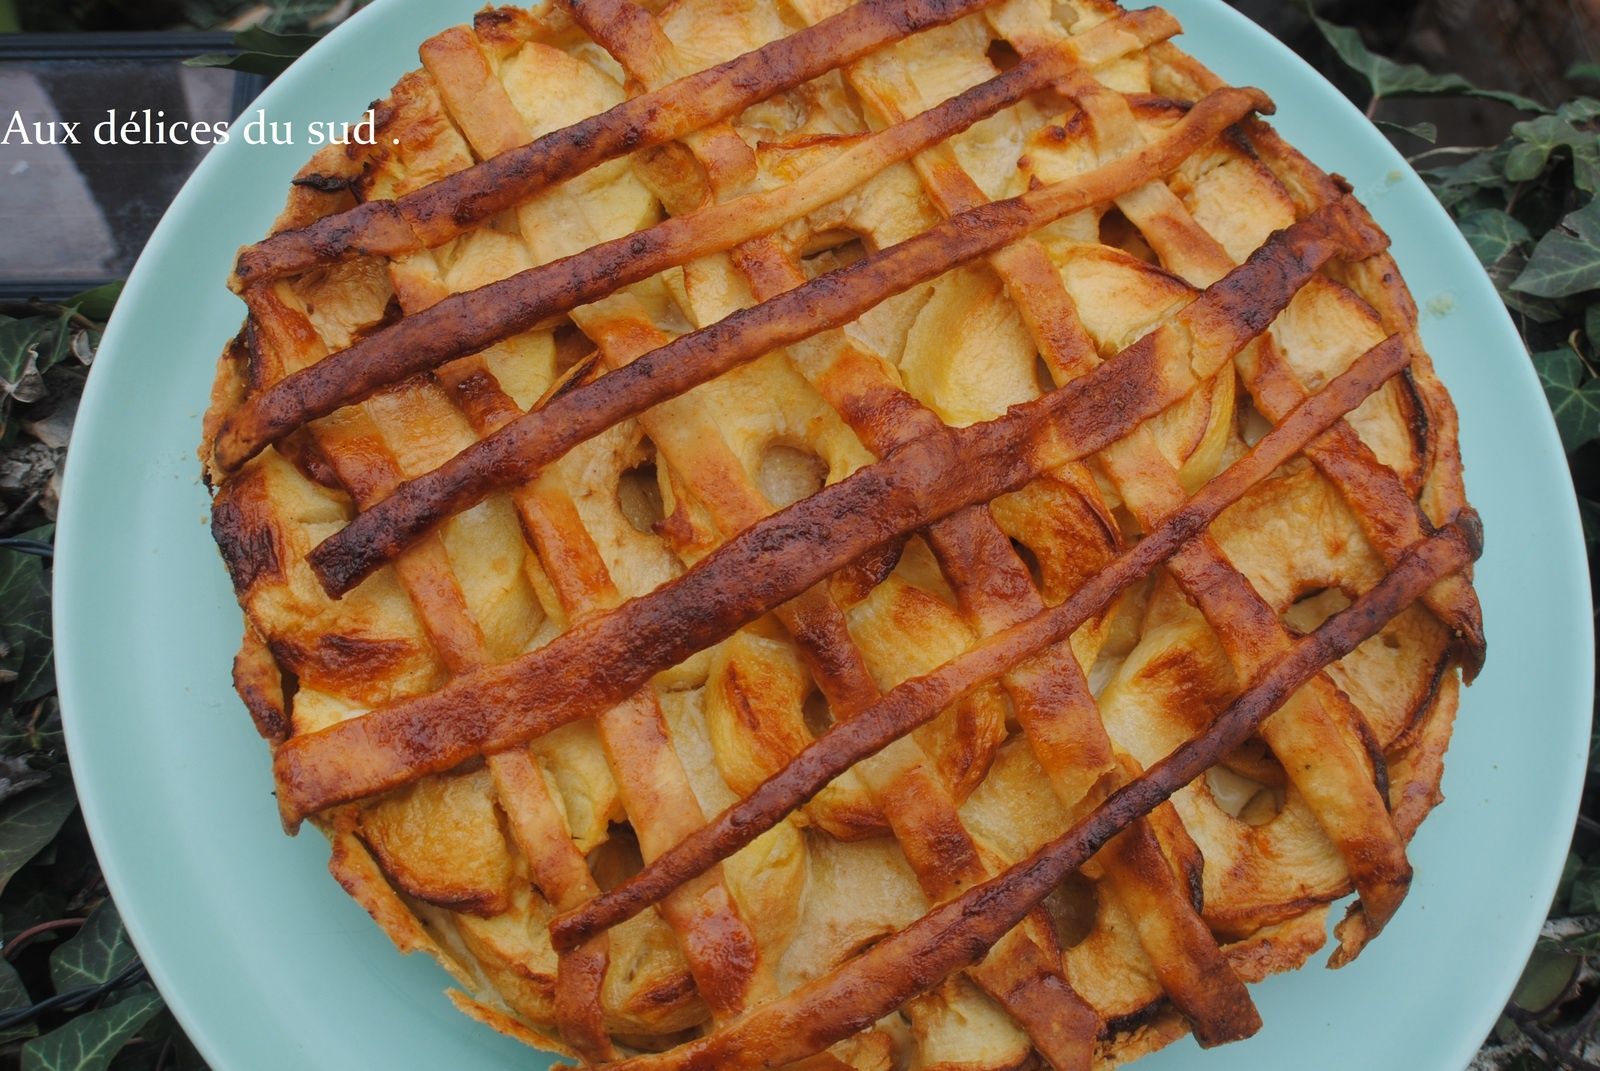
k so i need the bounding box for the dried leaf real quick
[24,397,78,452]
[0,315,73,405]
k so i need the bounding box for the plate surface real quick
[53,1,1592,1068]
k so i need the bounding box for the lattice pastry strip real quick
[1035,77,1410,960]
[585,0,1263,1047]
[876,25,1414,954]
[246,196,1376,1056]
[198,2,1486,1067]
[429,14,1113,1064]
[372,56,795,1035]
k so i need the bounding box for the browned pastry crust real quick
[199,0,1486,1067]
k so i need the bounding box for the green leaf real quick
[1456,208,1531,267]
[0,539,54,704]
[1561,97,1600,123]
[232,26,321,56]
[1422,144,1515,206]
[22,990,164,1071]
[0,956,37,1044]
[1542,929,1600,955]
[1506,113,1600,193]
[1583,497,1600,556]
[1374,118,1436,143]
[0,780,75,894]
[1500,285,1566,323]
[1570,861,1600,912]
[1511,946,1579,1014]
[1558,851,1583,906]
[1302,3,1547,112]
[1534,346,1600,450]
[1571,63,1600,82]
[0,313,74,404]
[65,284,122,324]
[1586,303,1600,350]
[1513,199,1600,297]
[51,902,137,994]
[186,27,322,77]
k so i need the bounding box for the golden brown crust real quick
[602,515,1479,1069]
[199,2,1485,1065]
[268,199,1380,826]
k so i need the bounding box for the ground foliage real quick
[0,1,1595,1068]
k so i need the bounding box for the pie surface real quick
[198,0,1486,1067]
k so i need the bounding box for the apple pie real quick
[199,0,1486,1066]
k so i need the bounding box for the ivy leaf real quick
[1511,946,1580,1014]
[1534,346,1600,450]
[1457,208,1531,267]
[65,284,122,324]
[1513,199,1600,297]
[21,990,163,1071]
[1302,4,1547,112]
[0,957,36,1044]
[1558,851,1583,906]
[0,529,54,705]
[1505,113,1600,193]
[1570,861,1600,913]
[1572,62,1600,83]
[1500,285,1566,323]
[1374,118,1436,143]
[1562,98,1600,123]
[0,779,75,894]
[187,27,321,77]
[1422,144,1515,206]
[51,902,137,993]
[0,313,74,405]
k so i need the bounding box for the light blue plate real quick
[53,1,1591,1068]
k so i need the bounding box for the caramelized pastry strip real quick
[270,200,1378,827]
[545,332,1409,949]
[299,85,1270,596]
[379,52,776,1017]
[228,0,1009,288]
[1030,79,1408,954]
[241,286,617,1062]
[550,10,1102,1061]
[1202,100,1484,671]
[1240,333,1485,675]
[1069,78,1442,953]
[1076,75,1482,669]
[602,514,1483,1071]
[797,21,1257,1039]
[209,7,1176,477]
